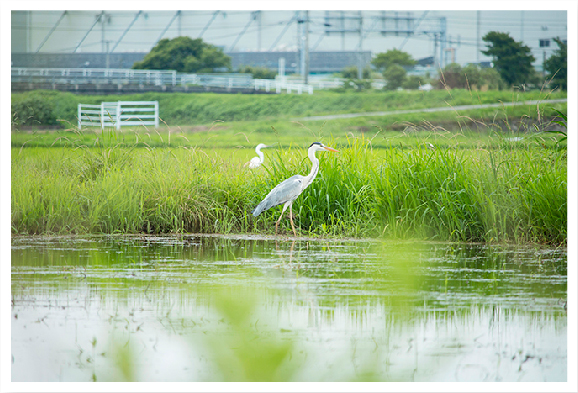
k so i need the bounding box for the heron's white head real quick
[255,143,274,152]
[309,142,339,153]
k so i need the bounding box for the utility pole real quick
[433,33,438,70]
[439,17,446,69]
[520,10,524,41]
[304,11,309,84]
[358,11,363,80]
[105,40,111,69]
[476,11,480,64]
[299,11,309,84]
[101,11,107,52]
[341,11,345,51]
[257,11,262,51]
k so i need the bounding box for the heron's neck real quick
[256,148,264,163]
[304,148,320,187]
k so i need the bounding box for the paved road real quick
[295,99,567,121]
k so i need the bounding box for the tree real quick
[482,31,535,86]
[372,49,416,71]
[544,37,567,90]
[437,63,507,90]
[438,63,466,89]
[383,64,407,90]
[133,36,231,73]
[463,64,508,90]
[238,65,277,79]
[341,66,371,79]
[462,64,481,87]
[479,67,507,90]
[402,75,424,90]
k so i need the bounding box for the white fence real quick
[78,101,159,130]
[253,79,314,94]
[12,67,411,94]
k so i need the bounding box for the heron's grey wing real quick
[252,175,304,216]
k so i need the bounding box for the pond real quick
[10,234,567,382]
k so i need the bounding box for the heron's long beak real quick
[324,146,339,152]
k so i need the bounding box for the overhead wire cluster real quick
[12,10,567,60]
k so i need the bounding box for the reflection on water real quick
[11,235,567,382]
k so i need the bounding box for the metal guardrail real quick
[78,101,159,130]
[12,68,315,94]
[13,67,178,86]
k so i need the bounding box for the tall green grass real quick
[12,146,249,235]
[12,125,566,244]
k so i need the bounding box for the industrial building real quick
[12,10,567,70]
[11,9,567,94]
[11,10,477,74]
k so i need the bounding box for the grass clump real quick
[11,146,249,235]
[248,133,565,244]
[12,127,566,244]
[12,123,567,245]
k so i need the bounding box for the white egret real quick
[248,143,274,168]
[251,142,338,236]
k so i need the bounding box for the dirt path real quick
[294,98,568,121]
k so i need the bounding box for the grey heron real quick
[251,142,339,236]
[248,143,274,168]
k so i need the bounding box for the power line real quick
[14,10,567,60]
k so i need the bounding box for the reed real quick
[11,88,567,244]
[12,122,566,244]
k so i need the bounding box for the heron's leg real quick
[289,204,297,236]
[276,203,289,234]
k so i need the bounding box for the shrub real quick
[402,75,424,90]
[11,95,57,127]
[383,65,407,90]
[438,64,507,90]
[544,37,567,91]
[238,65,277,79]
[341,66,371,79]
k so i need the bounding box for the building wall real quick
[11,10,568,68]
[11,52,147,69]
[11,10,439,59]
[11,11,30,52]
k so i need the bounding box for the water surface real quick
[11,234,567,382]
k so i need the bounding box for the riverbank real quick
[11,88,567,128]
